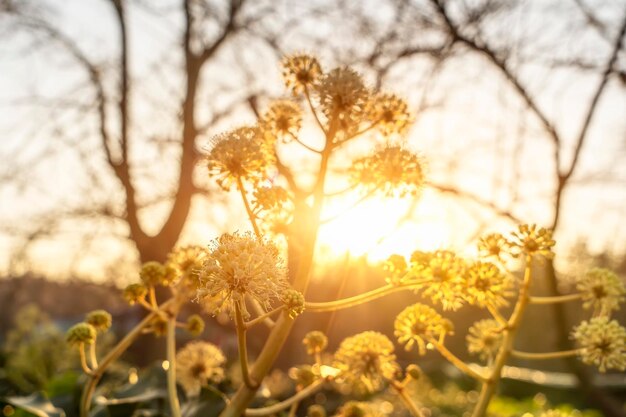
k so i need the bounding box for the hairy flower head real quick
[66,323,96,347]
[572,316,626,372]
[411,250,467,311]
[123,283,147,305]
[315,67,369,133]
[467,319,503,363]
[282,54,322,94]
[333,331,400,394]
[196,232,288,319]
[394,303,453,355]
[576,268,625,316]
[367,93,412,136]
[509,224,555,259]
[350,144,425,198]
[166,245,209,297]
[206,126,273,191]
[464,261,512,308]
[140,261,173,287]
[303,330,328,356]
[261,100,303,142]
[85,310,112,332]
[477,233,510,260]
[176,341,226,396]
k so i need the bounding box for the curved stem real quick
[247,296,276,329]
[166,315,182,417]
[79,344,93,375]
[429,339,487,382]
[511,349,580,360]
[390,380,425,417]
[235,301,257,389]
[149,286,158,308]
[245,306,284,329]
[291,132,322,153]
[487,304,507,326]
[237,176,262,238]
[306,281,428,312]
[244,379,325,416]
[304,86,326,135]
[529,293,583,304]
[88,342,99,369]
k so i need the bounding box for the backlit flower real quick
[186,314,205,336]
[576,268,625,316]
[85,310,112,332]
[572,316,626,372]
[282,289,305,318]
[350,144,425,198]
[394,303,453,355]
[123,283,147,305]
[196,232,288,319]
[66,323,96,347]
[176,341,225,396]
[206,126,273,191]
[140,261,172,287]
[477,233,510,260]
[366,93,412,136]
[382,254,408,285]
[303,331,328,356]
[466,319,503,363]
[333,331,400,394]
[282,54,322,94]
[411,250,467,311]
[261,100,303,142]
[463,261,512,308]
[509,224,555,259]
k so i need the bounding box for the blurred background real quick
[0,0,625,415]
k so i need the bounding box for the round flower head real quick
[252,185,291,213]
[350,144,424,198]
[307,404,327,417]
[466,319,503,363]
[366,93,413,136]
[66,323,96,347]
[206,126,273,191]
[282,289,305,318]
[289,365,317,389]
[411,250,467,311]
[186,314,205,337]
[333,331,400,394]
[382,254,408,285]
[261,100,303,142]
[282,54,322,95]
[315,67,370,133]
[509,224,555,259]
[303,330,328,356]
[576,268,625,316]
[196,232,288,319]
[85,310,112,332]
[166,245,208,296]
[140,261,172,287]
[463,261,512,308]
[394,303,452,355]
[572,316,626,372]
[123,283,147,305]
[176,341,226,397]
[477,233,511,260]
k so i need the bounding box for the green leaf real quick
[3,392,66,417]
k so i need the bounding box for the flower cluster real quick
[123,283,147,305]
[477,233,510,260]
[509,224,555,259]
[176,341,226,396]
[252,185,293,236]
[261,100,303,142]
[186,315,205,336]
[394,303,453,355]
[572,316,626,372]
[140,261,174,287]
[466,319,503,363]
[196,232,288,319]
[282,289,305,318]
[411,250,467,311]
[576,268,625,316]
[350,144,425,198]
[85,310,112,332]
[333,331,400,394]
[303,331,328,356]
[166,245,209,297]
[382,254,408,285]
[282,54,322,94]
[463,261,512,308]
[66,323,96,348]
[366,93,413,136]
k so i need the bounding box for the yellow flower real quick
[176,341,225,396]
[315,67,370,134]
[206,126,273,191]
[123,283,147,305]
[333,331,400,394]
[66,323,96,347]
[366,93,412,136]
[572,316,626,372]
[350,144,425,198]
[477,233,510,260]
[166,245,209,296]
[394,303,453,355]
[261,100,303,142]
[303,330,328,356]
[85,310,112,332]
[463,261,513,308]
[466,319,503,363]
[307,404,327,417]
[282,54,322,94]
[509,224,555,259]
[186,314,205,337]
[282,289,305,318]
[140,261,172,287]
[382,254,408,285]
[251,185,293,237]
[576,268,625,316]
[196,232,288,319]
[289,364,317,390]
[411,250,467,311]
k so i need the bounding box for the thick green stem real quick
[166,316,181,417]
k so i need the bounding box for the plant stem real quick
[471,255,534,417]
[487,304,507,326]
[511,349,580,360]
[237,176,262,238]
[245,306,284,329]
[88,342,99,369]
[304,86,326,134]
[79,344,93,375]
[390,380,425,417]
[247,296,276,328]
[166,315,181,417]
[244,379,325,416]
[429,339,487,382]
[235,301,257,389]
[529,293,583,304]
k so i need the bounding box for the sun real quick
[317,191,452,261]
